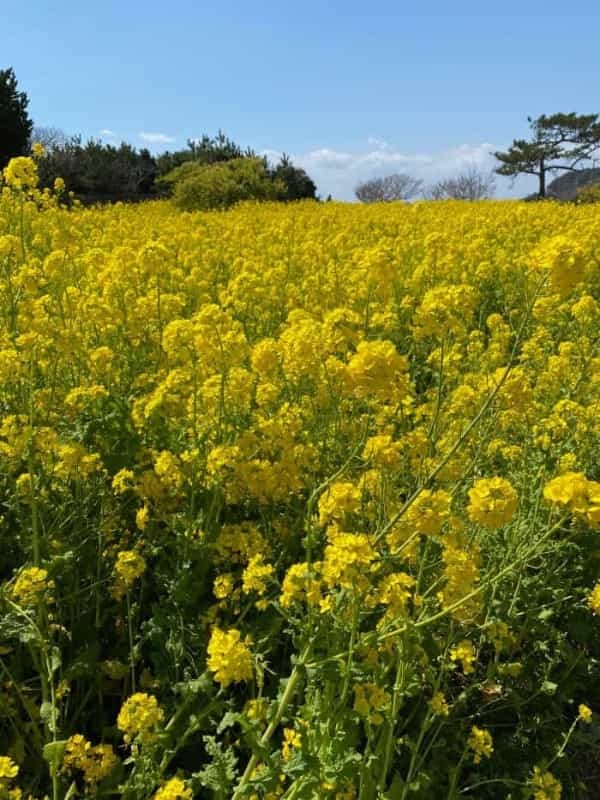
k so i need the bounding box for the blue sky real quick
[3,0,600,198]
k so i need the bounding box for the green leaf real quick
[40,701,58,733]
[43,739,67,776]
[541,680,558,695]
[49,646,62,675]
[387,774,405,799]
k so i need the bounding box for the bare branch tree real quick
[425,166,496,200]
[355,173,423,203]
[31,125,68,151]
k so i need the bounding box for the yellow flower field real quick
[0,156,599,799]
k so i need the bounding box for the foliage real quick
[36,136,158,203]
[494,112,600,198]
[0,67,33,168]
[155,130,255,176]
[355,173,423,202]
[0,155,600,800]
[575,182,600,204]
[546,168,600,202]
[270,153,317,201]
[425,166,496,200]
[162,157,284,210]
[159,136,317,204]
[35,131,317,207]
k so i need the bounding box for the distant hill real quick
[546,167,600,200]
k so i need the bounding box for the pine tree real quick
[0,67,33,168]
[494,113,600,198]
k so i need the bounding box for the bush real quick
[575,182,600,203]
[163,157,283,210]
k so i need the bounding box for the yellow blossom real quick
[62,734,118,785]
[429,692,450,717]
[281,728,302,760]
[467,726,493,763]
[207,627,253,688]
[467,476,518,529]
[242,554,274,596]
[530,767,562,800]
[587,584,600,615]
[10,567,52,607]
[406,489,451,536]
[3,156,38,189]
[112,550,146,599]
[449,640,476,674]
[543,472,600,527]
[153,777,192,800]
[0,756,18,779]
[117,692,164,744]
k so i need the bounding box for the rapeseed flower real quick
[467,477,518,529]
[207,627,253,687]
[467,726,493,763]
[117,693,164,744]
[153,777,192,800]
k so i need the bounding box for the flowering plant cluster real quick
[0,156,599,799]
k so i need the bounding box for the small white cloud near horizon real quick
[138,132,176,145]
[261,140,512,200]
[99,128,116,137]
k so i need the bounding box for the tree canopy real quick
[0,67,33,168]
[162,157,284,211]
[36,136,158,202]
[32,130,317,206]
[270,154,317,201]
[494,112,600,198]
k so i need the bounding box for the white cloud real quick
[99,128,116,137]
[433,142,497,172]
[297,144,432,172]
[138,132,176,145]
[261,140,506,200]
[302,148,356,170]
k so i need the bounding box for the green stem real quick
[379,645,405,791]
[232,643,311,799]
[375,274,546,549]
[447,748,467,800]
[126,593,136,693]
[339,598,359,707]
[547,717,579,770]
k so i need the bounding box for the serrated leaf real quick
[217,710,240,733]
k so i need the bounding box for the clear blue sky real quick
[3,0,600,198]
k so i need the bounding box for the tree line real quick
[3,66,600,206]
[31,129,318,206]
[0,67,317,205]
